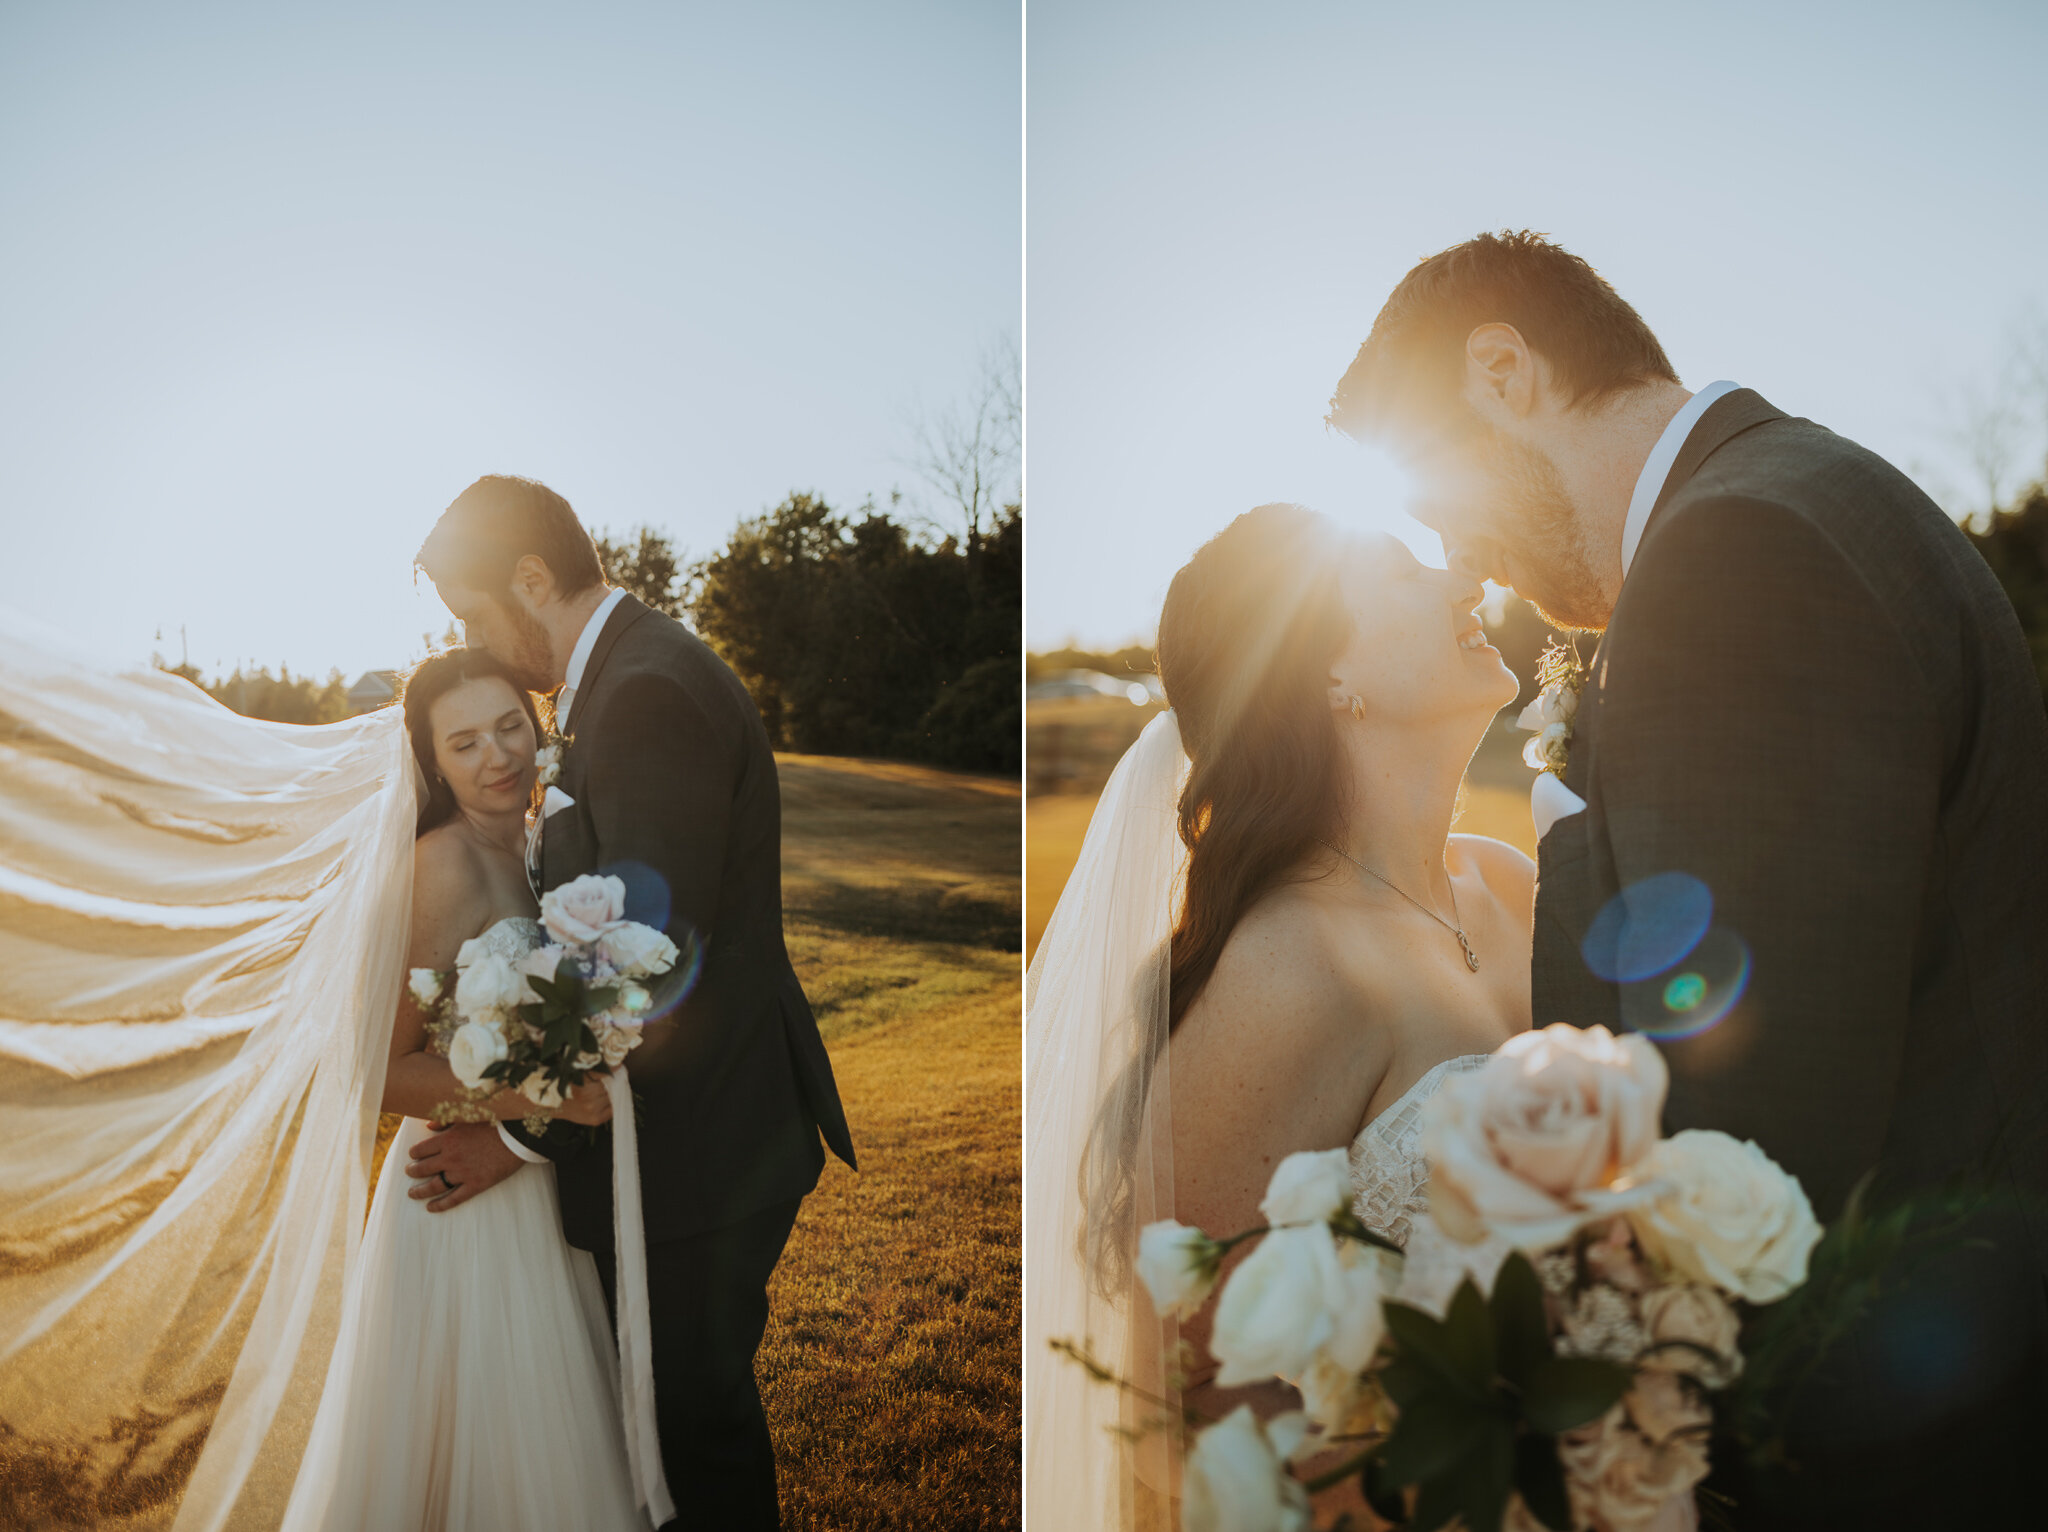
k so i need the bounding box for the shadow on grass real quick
[789,881,1021,953]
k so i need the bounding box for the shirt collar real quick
[1619,379,1740,579]
[556,586,627,732]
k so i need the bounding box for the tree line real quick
[164,345,1023,772]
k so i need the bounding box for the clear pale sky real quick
[0,2,1018,678]
[1026,0,2048,650]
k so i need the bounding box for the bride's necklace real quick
[1320,840,1480,973]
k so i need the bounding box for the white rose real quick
[518,1071,566,1109]
[453,952,532,1017]
[1135,1220,1223,1321]
[446,1019,508,1089]
[1629,1130,1822,1303]
[540,873,629,946]
[598,1025,639,1067]
[1211,1224,1359,1387]
[598,921,679,978]
[1259,1148,1353,1228]
[407,968,444,1007]
[1516,682,1579,732]
[1183,1406,1311,1532]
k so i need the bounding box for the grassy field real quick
[1026,759,1538,960]
[372,754,1021,1531]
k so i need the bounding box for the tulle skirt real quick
[285,1117,648,1531]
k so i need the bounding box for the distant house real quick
[346,670,400,716]
[1024,668,1160,706]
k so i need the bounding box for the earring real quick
[1347,694,1366,722]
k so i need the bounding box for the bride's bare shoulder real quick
[409,827,492,946]
[1178,883,1387,1051]
[413,822,485,886]
[1449,832,1535,904]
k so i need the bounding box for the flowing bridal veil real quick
[0,608,417,1531]
[1024,711,1189,1529]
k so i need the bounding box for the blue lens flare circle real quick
[1581,872,1714,984]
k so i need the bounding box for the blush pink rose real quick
[540,874,629,946]
[1423,1024,1668,1251]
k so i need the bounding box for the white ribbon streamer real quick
[604,1069,676,1528]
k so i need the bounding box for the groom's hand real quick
[405,1122,522,1212]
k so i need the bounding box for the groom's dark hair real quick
[1326,230,1678,442]
[416,475,606,599]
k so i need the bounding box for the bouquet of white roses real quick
[408,873,680,1125]
[1134,1025,1824,1532]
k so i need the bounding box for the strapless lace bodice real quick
[1348,1054,1490,1248]
[463,916,547,963]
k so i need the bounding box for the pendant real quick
[1459,934,1480,972]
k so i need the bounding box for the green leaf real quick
[1453,1425,1517,1532]
[1409,1423,1513,1532]
[586,986,619,1013]
[1411,1473,1464,1532]
[1521,1356,1632,1435]
[1513,1433,1572,1531]
[1382,1391,1488,1492]
[1384,1302,1484,1398]
[1490,1252,1552,1389]
[1361,1455,1409,1525]
[1443,1277,1497,1389]
[1376,1354,1432,1410]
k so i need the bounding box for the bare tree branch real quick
[902,332,1021,552]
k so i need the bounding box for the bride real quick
[0,619,654,1531]
[1025,503,1534,1527]
[283,645,644,1531]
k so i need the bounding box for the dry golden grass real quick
[370,754,1022,1531]
[1026,780,1536,961]
[765,755,1020,1531]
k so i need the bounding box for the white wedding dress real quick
[1349,1053,1517,1310]
[284,917,649,1532]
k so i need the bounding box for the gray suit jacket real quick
[1533,390,2048,1515]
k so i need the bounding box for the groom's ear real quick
[507,554,559,612]
[1463,322,1540,421]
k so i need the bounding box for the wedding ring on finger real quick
[437,1171,456,1193]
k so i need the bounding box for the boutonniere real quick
[536,729,573,789]
[1517,637,1584,777]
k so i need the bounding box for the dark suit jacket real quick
[512,593,855,1249]
[1534,390,2048,1516]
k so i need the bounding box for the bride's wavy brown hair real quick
[1158,503,1353,1030]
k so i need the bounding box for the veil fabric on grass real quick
[0,608,416,1532]
[1024,709,1188,1530]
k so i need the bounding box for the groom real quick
[1330,233,2048,1524]
[406,474,856,1529]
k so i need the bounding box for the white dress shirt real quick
[500,584,628,1165]
[1531,381,1741,843]
[554,585,628,736]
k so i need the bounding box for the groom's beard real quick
[1481,432,1609,633]
[492,600,558,694]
